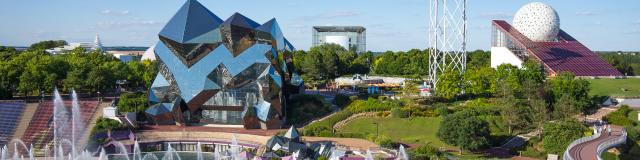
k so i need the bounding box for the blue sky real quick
[0,0,638,51]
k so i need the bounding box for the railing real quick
[596,129,627,160]
[563,132,601,160]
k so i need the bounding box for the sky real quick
[0,0,638,52]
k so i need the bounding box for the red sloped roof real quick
[492,20,622,77]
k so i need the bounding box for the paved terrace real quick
[135,126,378,150]
[567,126,625,160]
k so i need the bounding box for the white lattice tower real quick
[428,0,467,91]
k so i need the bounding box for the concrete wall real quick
[491,47,523,68]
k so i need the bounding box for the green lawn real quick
[337,117,451,148]
[587,79,640,97]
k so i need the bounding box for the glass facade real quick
[145,0,303,129]
[492,24,529,60]
[312,26,366,53]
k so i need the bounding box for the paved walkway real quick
[567,126,625,160]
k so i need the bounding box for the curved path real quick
[568,126,625,160]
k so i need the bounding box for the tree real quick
[546,72,592,115]
[467,50,491,68]
[117,92,147,113]
[87,66,114,93]
[29,40,67,50]
[463,67,497,96]
[495,64,522,96]
[437,109,491,153]
[542,120,587,154]
[436,68,463,100]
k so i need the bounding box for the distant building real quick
[312,26,366,53]
[46,34,104,54]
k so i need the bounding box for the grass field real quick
[587,78,640,97]
[337,117,451,148]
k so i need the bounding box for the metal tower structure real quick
[428,0,467,91]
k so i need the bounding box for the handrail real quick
[563,132,601,160]
[596,129,627,160]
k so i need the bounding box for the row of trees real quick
[291,44,492,86]
[293,44,371,85]
[0,42,158,99]
[599,53,640,76]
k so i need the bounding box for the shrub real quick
[302,110,353,136]
[349,95,359,101]
[391,108,410,118]
[412,144,441,159]
[287,94,333,125]
[434,104,450,117]
[603,105,635,126]
[346,98,400,113]
[335,94,351,108]
[375,136,397,148]
[93,118,125,133]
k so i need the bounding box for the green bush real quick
[412,144,442,159]
[434,104,450,117]
[287,94,333,125]
[374,135,397,148]
[391,108,410,118]
[346,98,400,113]
[93,118,125,133]
[603,105,636,126]
[334,94,351,108]
[303,110,353,136]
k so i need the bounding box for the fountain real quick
[365,150,374,160]
[161,145,180,160]
[71,90,84,158]
[98,148,107,160]
[142,153,159,160]
[113,141,130,160]
[133,141,142,160]
[196,142,203,160]
[397,145,408,160]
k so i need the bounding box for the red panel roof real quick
[492,20,622,77]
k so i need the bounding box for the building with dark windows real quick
[312,26,366,53]
[145,0,303,129]
[490,2,622,77]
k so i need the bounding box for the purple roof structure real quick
[492,20,622,77]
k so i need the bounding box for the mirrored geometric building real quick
[145,0,303,129]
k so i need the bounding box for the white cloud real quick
[101,10,130,16]
[575,11,596,16]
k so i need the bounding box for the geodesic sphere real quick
[512,2,560,42]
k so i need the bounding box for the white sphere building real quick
[489,2,622,77]
[512,2,560,42]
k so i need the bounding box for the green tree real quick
[29,40,67,50]
[542,120,587,154]
[463,67,497,96]
[87,66,115,93]
[436,68,463,100]
[437,110,491,153]
[117,92,147,113]
[546,72,592,115]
